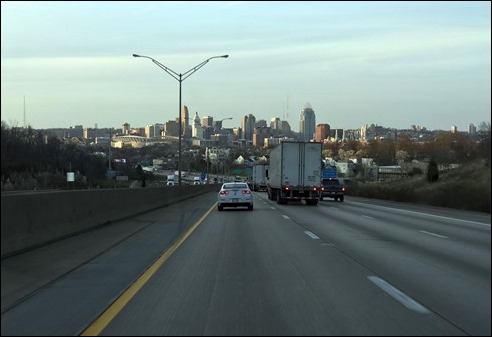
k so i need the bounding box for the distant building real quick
[241,114,256,141]
[203,116,213,128]
[192,112,203,140]
[280,120,291,134]
[122,122,130,135]
[315,124,330,142]
[469,123,476,135]
[83,128,97,140]
[299,103,316,141]
[252,133,265,147]
[145,123,163,138]
[181,105,189,136]
[163,120,179,137]
[270,117,281,130]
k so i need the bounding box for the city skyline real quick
[1,1,490,132]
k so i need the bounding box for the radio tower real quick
[23,95,26,127]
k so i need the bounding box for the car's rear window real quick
[223,183,248,189]
[322,179,339,185]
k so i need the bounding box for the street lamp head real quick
[221,55,229,58]
[132,54,141,57]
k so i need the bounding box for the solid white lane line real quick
[282,215,290,220]
[368,276,430,314]
[419,230,448,239]
[349,201,490,227]
[304,231,320,239]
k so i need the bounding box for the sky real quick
[1,1,490,132]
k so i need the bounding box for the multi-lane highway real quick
[1,192,490,336]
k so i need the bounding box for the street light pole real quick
[133,53,229,185]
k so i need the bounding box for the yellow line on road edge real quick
[80,202,217,336]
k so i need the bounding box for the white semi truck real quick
[251,163,269,191]
[267,141,322,205]
[166,174,175,186]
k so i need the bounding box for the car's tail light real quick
[219,190,229,195]
[242,190,251,194]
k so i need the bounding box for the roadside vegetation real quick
[345,159,491,213]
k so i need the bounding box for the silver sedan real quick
[217,182,254,211]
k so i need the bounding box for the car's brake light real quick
[219,190,229,195]
[241,190,251,194]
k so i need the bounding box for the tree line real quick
[1,120,490,190]
[322,122,491,167]
[1,121,107,190]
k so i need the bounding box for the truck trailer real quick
[267,141,322,205]
[251,163,269,191]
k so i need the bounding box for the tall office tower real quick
[241,114,256,141]
[451,125,458,133]
[122,122,130,135]
[270,117,281,130]
[145,124,155,138]
[240,116,248,139]
[154,123,164,137]
[299,103,316,141]
[203,116,213,128]
[181,105,189,136]
[192,111,203,139]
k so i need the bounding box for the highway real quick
[1,192,490,336]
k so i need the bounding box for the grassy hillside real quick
[346,160,491,213]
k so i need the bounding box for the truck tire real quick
[277,192,284,205]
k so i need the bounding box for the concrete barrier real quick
[1,185,217,258]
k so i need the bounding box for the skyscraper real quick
[241,114,256,141]
[299,103,316,141]
[192,112,203,139]
[181,105,189,136]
